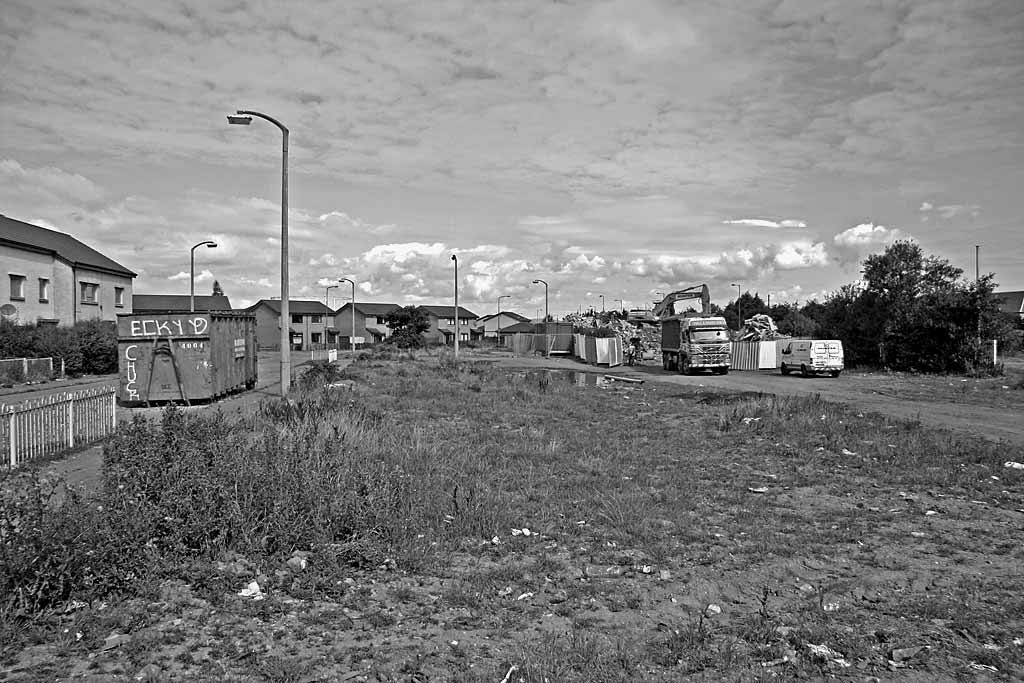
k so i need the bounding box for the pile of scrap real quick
[737,314,780,342]
[564,312,660,354]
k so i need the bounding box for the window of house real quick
[311,315,322,324]
[444,318,455,325]
[376,316,387,325]
[80,281,98,304]
[291,314,303,324]
[9,275,26,300]
[460,318,469,326]
[460,332,469,341]
[38,278,50,302]
[311,332,322,344]
[114,286,124,307]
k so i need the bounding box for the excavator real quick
[650,284,711,319]
[653,284,731,375]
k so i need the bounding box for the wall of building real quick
[2,244,57,324]
[74,266,133,323]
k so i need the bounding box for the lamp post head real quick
[227,115,252,125]
[206,241,217,249]
[451,254,457,262]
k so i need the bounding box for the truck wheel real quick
[780,363,790,376]
[662,353,671,371]
[717,367,729,375]
[800,364,810,377]
[681,357,691,375]
[830,370,842,378]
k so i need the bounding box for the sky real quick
[2,0,1022,317]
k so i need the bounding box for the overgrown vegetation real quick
[2,357,1021,680]
[0,319,117,376]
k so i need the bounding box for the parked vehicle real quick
[661,316,732,374]
[779,339,844,377]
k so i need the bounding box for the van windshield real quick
[691,329,727,342]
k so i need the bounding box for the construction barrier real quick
[731,340,780,370]
[0,357,57,383]
[581,336,623,367]
[510,333,576,357]
[1,386,117,469]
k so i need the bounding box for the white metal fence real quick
[1,387,117,469]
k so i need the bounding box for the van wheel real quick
[800,364,810,377]
[780,363,790,375]
[830,370,842,378]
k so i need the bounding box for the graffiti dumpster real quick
[117,312,258,405]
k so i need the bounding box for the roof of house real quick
[335,302,402,316]
[0,214,136,277]
[133,294,232,312]
[996,290,1024,314]
[476,311,531,325]
[500,321,536,334]
[417,305,479,319]
[246,299,333,315]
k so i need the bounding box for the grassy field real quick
[2,350,1022,681]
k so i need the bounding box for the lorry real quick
[653,285,732,375]
[661,316,732,374]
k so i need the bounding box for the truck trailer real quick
[661,316,731,375]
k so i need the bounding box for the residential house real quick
[132,294,233,314]
[1,213,135,326]
[333,302,401,344]
[417,305,480,344]
[995,290,1024,321]
[245,299,334,351]
[474,311,531,340]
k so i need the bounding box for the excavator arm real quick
[651,284,710,319]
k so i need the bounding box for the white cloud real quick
[832,223,908,264]
[0,159,105,204]
[167,269,213,283]
[723,218,807,229]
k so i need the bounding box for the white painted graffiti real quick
[123,344,139,400]
[128,316,208,337]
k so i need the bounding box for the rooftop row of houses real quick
[4,213,1024,346]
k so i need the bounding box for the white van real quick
[779,340,844,377]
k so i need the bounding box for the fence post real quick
[67,395,75,449]
[110,388,117,430]
[7,409,15,468]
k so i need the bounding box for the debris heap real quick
[737,314,780,341]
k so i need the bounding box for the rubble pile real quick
[564,313,660,351]
[737,314,780,342]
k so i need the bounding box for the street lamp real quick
[496,294,510,344]
[731,283,742,330]
[532,279,548,357]
[228,109,290,396]
[189,240,217,312]
[599,294,605,313]
[614,298,622,315]
[339,278,356,353]
[451,255,459,360]
[324,284,338,349]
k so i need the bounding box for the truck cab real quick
[779,339,844,377]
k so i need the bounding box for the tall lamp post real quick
[496,294,510,345]
[451,255,459,360]
[227,109,290,396]
[731,283,742,331]
[532,279,548,357]
[324,284,338,348]
[339,278,356,353]
[189,240,217,312]
[599,294,605,313]
[614,298,622,315]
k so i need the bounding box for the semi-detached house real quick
[1,214,135,326]
[245,299,334,351]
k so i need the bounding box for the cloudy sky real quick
[2,0,1022,315]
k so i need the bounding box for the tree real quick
[212,280,224,296]
[384,306,430,348]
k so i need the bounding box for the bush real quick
[0,319,116,377]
